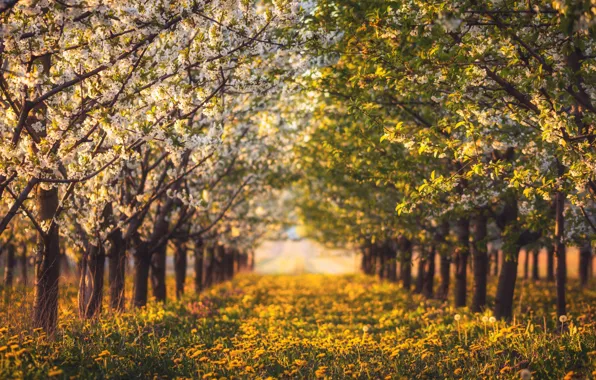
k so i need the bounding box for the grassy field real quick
[0,274,595,379]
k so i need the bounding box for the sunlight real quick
[254,239,357,274]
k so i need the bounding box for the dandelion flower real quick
[362,325,370,333]
[489,316,496,324]
[559,315,568,323]
[482,316,489,323]
[454,314,461,322]
[519,368,532,380]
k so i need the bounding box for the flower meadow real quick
[1,274,596,379]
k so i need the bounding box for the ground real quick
[0,273,595,379]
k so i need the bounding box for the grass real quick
[0,274,595,379]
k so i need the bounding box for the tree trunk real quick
[554,190,566,317]
[377,244,386,280]
[471,212,488,312]
[218,245,227,282]
[148,199,174,303]
[4,243,15,289]
[386,243,397,282]
[239,251,248,272]
[108,229,126,311]
[133,241,151,308]
[436,221,450,300]
[234,249,240,276]
[546,245,555,282]
[454,217,470,308]
[194,241,204,293]
[360,247,369,274]
[532,249,540,281]
[579,242,591,288]
[369,244,377,277]
[78,243,105,319]
[494,244,520,320]
[174,242,187,299]
[523,249,530,280]
[216,245,225,282]
[229,248,236,279]
[422,245,435,299]
[204,245,215,288]
[364,245,373,275]
[492,249,499,276]
[399,237,412,290]
[33,186,60,334]
[150,243,167,302]
[20,245,27,287]
[415,248,425,294]
[438,254,450,301]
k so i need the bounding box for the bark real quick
[20,245,27,287]
[174,242,187,299]
[579,242,591,288]
[249,250,255,271]
[360,246,368,274]
[149,200,173,303]
[554,190,566,317]
[415,248,425,294]
[531,249,539,281]
[471,212,488,312]
[148,154,190,301]
[494,193,524,320]
[33,186,60,334]
[150,242,167,302]
[234,249,241,275]
[77,248,89,317]
[369,244,377,277]
[437,221,451,300]
[399,237,412,290]
[216,245,226,282]
[377,244,386,280]
[108,229,126,311]
[133,241,151,308]
[227,248,235,280]
[4,243,15,289]
[494,244,520,320]
[204,245,215,288]
[239,251,248,272]
[362,244,373,275]
[454,217,470,308]
[492,249,499,276]
[78,243,106,319]
[438,255,451,300]
[422,245,436,299]
[386,242,397,282]
[194,241,204,293]
[546,245,555,282]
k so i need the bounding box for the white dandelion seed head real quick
[519,368,532,380]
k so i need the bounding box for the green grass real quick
[0,274,595,379]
